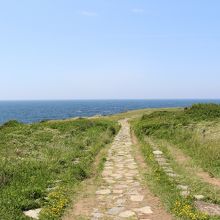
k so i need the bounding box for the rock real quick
[163,168,174,173]
[156,158,167,163]
[73,158,80,165]
[46,186,58,192]
[115,198,126,206]
[96,189,111,195]
[177,185,189,190]
[113,189,123,194]
[119,210,136,217]
[130,195,144,202]
[180,191,190,197]
[194,195,205,200]
[134,206,153,214]
[167,172,178,178]
[114,184,128,189]
[102,170,113,176]
[107,207,124,215]
[153,150,163,155]
[195,201,220,216]
[91,211,103,218]
[23,208,41,219]
[104,178,115,184]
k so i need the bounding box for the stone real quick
[119,210,136,218]
[180,191,190,197]
[112,174,123,179]
[127,189,140,195]
[46,186,58,192]
[115,198,126,206]
[131,182,141,187]
[130,195,144,202]
[134,206,153,214]
[195,201,220,216]
[91,212,103,218]
[167,172,178,178]
[108,207,125,215]
[194,195,205,200]
[104,178,116,184]
[177,185,189,190]
[113,189,123,194]
[96,189,111,195]
[156,158,167,163]
[102,171,113,177]
[23,208,41,219]
[163,168,174,173]
[114,184,128,189]
[153,150,163,155]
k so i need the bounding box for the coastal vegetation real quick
[1,103,220,219]
[132,103,220,219]
[0,118,119,220]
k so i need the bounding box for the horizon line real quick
[0,98,220,102]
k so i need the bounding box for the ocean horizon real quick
[0,99,220,124]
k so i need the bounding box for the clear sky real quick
[0,0,219,100]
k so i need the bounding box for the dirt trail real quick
[167,144,220,188]
[64,119,173,220]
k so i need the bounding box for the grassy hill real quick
[0,118,119,220]
[132,104,220,220]
[134,103,220,177]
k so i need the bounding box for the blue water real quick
[0,100,220,124]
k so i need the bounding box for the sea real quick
[0,99,220,125]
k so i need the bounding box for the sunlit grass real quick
[0,118,119,220]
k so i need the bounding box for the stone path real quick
[149,139,220,217]
[89,119,171,220]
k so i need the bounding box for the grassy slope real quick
[1,104,220,220]
[132,104,220,220]
[134,104,220,177]
[0,118,119,220]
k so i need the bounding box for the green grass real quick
[134,103,220,177]
[0,118,119,220]
[132,103,220,220]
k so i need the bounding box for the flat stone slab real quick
[96,189,111,195]
[153,150,163,155]
[195,201,220,216]
[114,184,128,189]
[107,207,125,215]
[134,206,153,215]
[119,210,136,217]
[104,179,116,184]
[91,211,104,218]
[167,172,179,178]
[194,195,205,200]
[130,195,144,202]
[115,198,126,206]
[113,189,123,194]
[177,185,189,190]
[23,208,41,219]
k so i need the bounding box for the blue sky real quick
[0,0,219,100]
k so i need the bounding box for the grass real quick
[134,103,220,177]
[132,103,220,220]
[0,118,119,220]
